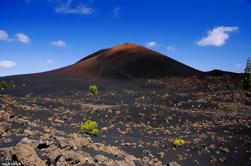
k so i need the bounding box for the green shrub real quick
[80,120,99,136]
[9,80,16,88]
[162,92,169,99]
[0,80,16,90]
[243,73,251,91]
[25,93,32,98]
[243,57,251,91]
[173,138,186,147]
[243,77,251,91]
[89,84,98,94]
[0,81,8,90]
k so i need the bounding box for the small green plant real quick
[243,57,251,91]
[22,83,27,87]
[89,84,98,94]
[173,138,186,147]
[25,93,32,98]
[0,80,16,91]
[80,120,99,136]
[9,80,16,88]
[162,92,169,99]
[0,81,8,90]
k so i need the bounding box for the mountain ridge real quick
[0,43,241,80]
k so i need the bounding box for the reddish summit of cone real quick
[76,43,159,63]
[112,43,142,49]
[54,43,202,79]
[109,43,147,52]
[103,43,159,58]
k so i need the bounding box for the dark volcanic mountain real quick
[53,43,202,79]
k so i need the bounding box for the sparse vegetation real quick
[59,106,65,110]
[80,120,99,136]
[162,92,170,99]
[9,80,16,88]
[0,80,16,91]
[173,138,186,147]
[0,81,8,90]
[25,93,33,98]
[243,57,251,91]
[89,84,98,94]
[0,77,250,165]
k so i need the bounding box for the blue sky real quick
[0,0,251,76]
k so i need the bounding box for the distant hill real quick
[205,69,241,77]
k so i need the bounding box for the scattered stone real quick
[24,129,33,136]
[95,154,109,163]
[168,161,181,166]
[54,119,64,123]
[220,147,230,153]
[219,157,226,163]
[101,127,108,131]
[2,137,46,166]
[157,152,165,158]
[210,156,217,163]
[194,160,199,165]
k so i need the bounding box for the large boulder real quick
[2,137,46,166]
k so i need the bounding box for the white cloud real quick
[56,6,93,15]
[145,41,157,47]
[197,26,238,46]
[50,40,66,47]
[26,0,94,15]
[0,30,9,41]
[16,33,30,43]
[0,60,16,68]
[167,46,176,51]
[45,59,54,64]
[55,0,93,15]
[113,7,120,17]
[0,29,30,44]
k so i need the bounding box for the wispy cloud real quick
[0,29,30,44]
[197,26,238,46]
[145,41,157,48]
[0,30,9,41]
[24,0,94,15]
[167,46,176,51]
[113,7,120,17]
[55,0,93,15]
[50,40,66,47]
[0,60,16,68]
[45,59,54,64]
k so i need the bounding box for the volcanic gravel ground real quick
[0,78,250,166]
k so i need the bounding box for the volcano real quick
[53,43,202,79]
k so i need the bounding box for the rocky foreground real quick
[0,77,251,166]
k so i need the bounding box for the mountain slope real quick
[53,43,202,79]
